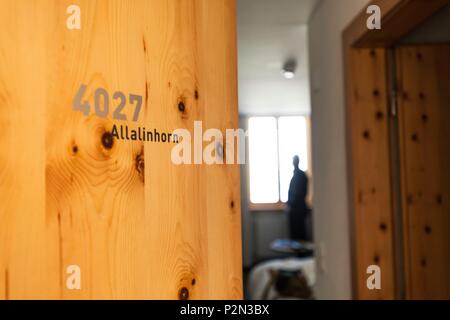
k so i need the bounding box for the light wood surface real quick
[343,0,450,48]
[396,45,450,299]
[342,0,450,300]
[349,48,396,299]
[0,0,242,300]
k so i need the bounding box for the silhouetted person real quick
[287,155,310,241]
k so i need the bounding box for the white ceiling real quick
[237,0,319,115]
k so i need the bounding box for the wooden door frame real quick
[343,0,450,299]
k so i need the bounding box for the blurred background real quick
[237,0,450,300]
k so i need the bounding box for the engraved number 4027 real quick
[73,84,142,122]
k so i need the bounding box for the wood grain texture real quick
[343,0,450,48]
[396,45,450,300]
[342,0,450,300]
[343,0,403,47]
[0,0,242,299]
[349,49,396,299]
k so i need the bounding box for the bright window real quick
[248,116,309,204]
[248,117,279,204]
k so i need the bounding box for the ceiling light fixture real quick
[282,59,297,79]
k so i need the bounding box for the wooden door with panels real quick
[349,48,397,300]
[344,0,450,300]
[348,45,450,300]
[396,45,450,299]
[0,0,242,299]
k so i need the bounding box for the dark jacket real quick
[287,168,310,241]
[287,168,308,211]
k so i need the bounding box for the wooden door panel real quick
[349,48,396,299]
[0,0,242,299]
[397,45,450,299]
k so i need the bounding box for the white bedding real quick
[247,257,315,300]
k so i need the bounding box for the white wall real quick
[239,116,253,267]
[238,24,311,115]
[237,0,315,115]
[308,0,368,299]
[252,210,289,260]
